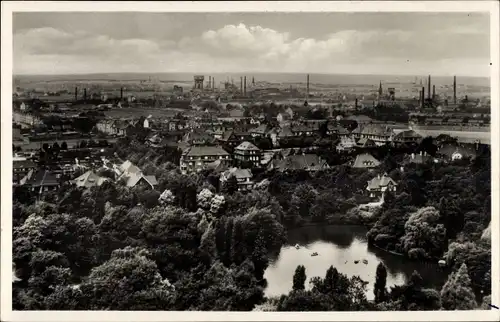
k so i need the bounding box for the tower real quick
[252,76,255,86]
[378,81,383,97]
[120,87,123,100]
[209,76,212,89]
[432,85,436,100]
[74,87,78,101]
[244,76,247,96]
[194,75,205,90]
[212,77,215,90]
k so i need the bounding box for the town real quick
[12,72,492,311]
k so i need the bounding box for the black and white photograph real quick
[1,1,499,321]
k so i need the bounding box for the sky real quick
[13,12,491,77]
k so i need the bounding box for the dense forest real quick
[12,135,492,310]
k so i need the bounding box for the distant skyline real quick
[13,12,491,77]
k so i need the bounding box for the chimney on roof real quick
[453,76,457,105]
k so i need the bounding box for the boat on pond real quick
[311,252,319,257]
[295,244,300,249]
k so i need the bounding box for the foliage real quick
[440,263,477,310]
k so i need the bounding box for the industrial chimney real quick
[244,76,247,96]
[74,87,78,101]
[453,76,457,105]
[120,87,123,100]
[355,98,358,110]
[212,77,215,90]
[427,75,431,99]
[240,77,243,94]
[432,85,436,100]
[306,74,310,98]
[84,88,87,101]
[421,86,425,109]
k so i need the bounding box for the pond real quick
[264,225,450,301]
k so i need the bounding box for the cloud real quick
[13,22,490,76]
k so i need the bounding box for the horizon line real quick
[13,72,490,79]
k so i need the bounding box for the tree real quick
[374,263,388,303]
[440,263,478,310]
[292,265,307,291]
[222,175,239,195]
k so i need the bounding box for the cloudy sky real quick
[13,12,490,76]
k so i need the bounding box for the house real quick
[114,160,158,189]
[267,153,329,172]
[24,169,60,193]
[366,173,397,198]
[344,115,374,125]
[277,112,292,125]
[13,160,37,184]
[352,153,381,169]
[72,170,109,188]
[218,130,252,149]
[205,159,230,174]
[220,167,254,191]
[437,144,477,161]
[356,137,376,148]
[403,151,433,165]
[182,130,214,146]
[393,130,423,145]
[249,123,271,138]
[336,136,356,152]
[359,124,394,146]
[326,124,350,137]
[234,141,262,168]
[180,146,231,174]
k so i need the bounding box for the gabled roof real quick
[405,153,432,164]
[437,144,477,159]
[220,130,236,141]
[13,160,37,169]
[249,123,270,135]
[278,126,294,138]
[367,173,397,190]
[352,153,381,168]
[184,146,230,157]
[119,160,141,174]
[393,130,423,141]
[222,167,253,180]
[345,115,373,122]
[235,141,260,151]
[205,159,230,173]
[73,170,108,188]
[361,124,393,136]
[269,154,328,172]
[27,170,59,187]
[357,137,375,147]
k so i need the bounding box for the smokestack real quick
[306,74,310,98]
[428,75,431,99]
[240,77,243,94]
[120,87,123,100]
[453,76,457,105]
[84,88,87,101]
[355,98,358,110]
[252,76,255,86]
[244,76,247,96]
[421,86,425,109]
[209,76,211,89]
[74,87,78,101]
[212,77,215,90]
[432,85,436,100]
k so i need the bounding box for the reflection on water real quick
[264,225,449,301]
